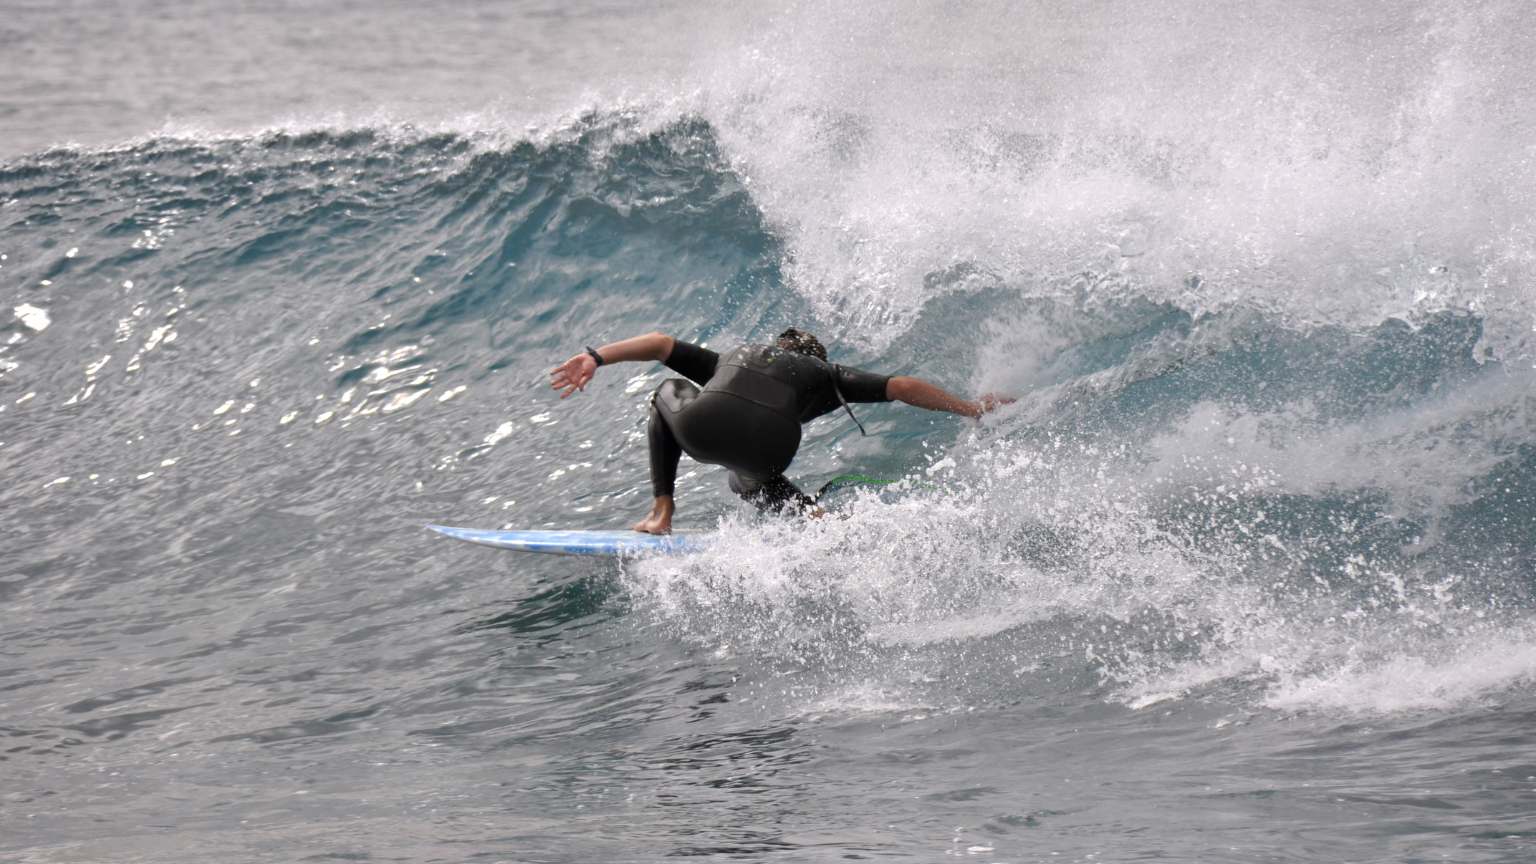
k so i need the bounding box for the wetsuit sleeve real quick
[832,364,894,403]
[663,340,720,385]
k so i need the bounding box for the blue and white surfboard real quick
[427,524,705,557]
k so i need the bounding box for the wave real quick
[3,105,1533,720]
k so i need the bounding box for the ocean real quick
[4,1,1535,861]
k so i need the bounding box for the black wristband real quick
[585,346,605,367]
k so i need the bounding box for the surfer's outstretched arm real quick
[886,376,1010,418]
[550,332,675,398]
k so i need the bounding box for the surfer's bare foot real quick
[632,496,674,535]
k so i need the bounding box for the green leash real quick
[814,473,909,501]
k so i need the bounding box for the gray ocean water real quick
[5,2,1536,861]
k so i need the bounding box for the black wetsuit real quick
[648,341,893,511]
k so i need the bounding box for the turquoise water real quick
[4,2,1536,861]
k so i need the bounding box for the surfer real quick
[551,329,1008,534]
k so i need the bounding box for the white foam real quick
[1266,635,1536,715]
[627,401,1534,720]
[13,304,50,331]
[691,0,1536,354]
[1129,368,1535,527]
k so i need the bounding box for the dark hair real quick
[777,327,827,361]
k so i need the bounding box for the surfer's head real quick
[777,327,827,361]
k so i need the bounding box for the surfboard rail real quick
[426,524,705,557]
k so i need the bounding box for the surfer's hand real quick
[977,393,1015,414]
[551,354,597,398]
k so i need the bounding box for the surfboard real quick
[426,524,705,557]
